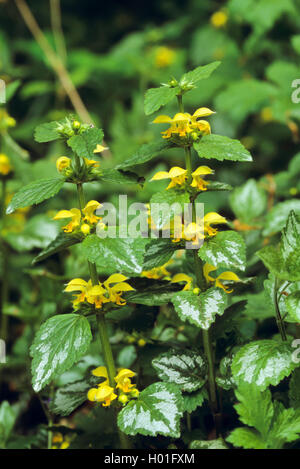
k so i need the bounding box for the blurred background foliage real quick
[1,0,300,448]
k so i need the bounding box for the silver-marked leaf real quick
[171,288,228,330]
[80,234,148,275]
[286,292,300,322]
[6,177,65,213]
[231,340,298,391]
[194,134,252,162]
[152,349,207,392]
[117,382,183,438]
[30,314,92,392]
[198,230,246,271]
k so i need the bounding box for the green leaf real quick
[6,177,65,214]
[30,314,92,392]
[67,127,104,158]
[289,368,300,409]
[190,438,228,449]
[227,428,266,449]
[98,169,139,185]
[206,181,233,192]
[126,280,180,306]
[172,288,228,330]
[258,211,300,282]
[0,401,17,448]
[117,345,137,369]
[144,86,179,115]
[116,140,173,170]
[194,134,252,163]
[231,340,298,391]
[292,35,300,54]
[180,61,221,85]
[152,349,207,392]
[34,121,61,143]
[263,200,300,236]
[182,389,207,413]
[150,189,189,230]
[142,239,177,270]
[269,403,300,446]
[117,382,183,438]
[80,234,148,275]
[5,80,21,102]
[215,79,277,123]
[286,292,300,322]
[198,230,246,271]
[51,378,95,417]
[32,232,82,264]
[229,179,267,223]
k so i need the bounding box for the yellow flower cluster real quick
[204,263,240,294]
[51,433,71,450]
[153,107,214,139]
[87,367,138,407]
[0,153,13,176]
[64,273,134,309]
[170,212,227,246]
[151,165,214,191]
[53,200,102,234]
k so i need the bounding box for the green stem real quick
[179,97,220,433]
[274,277,287,341]
[0,179,9,341]
[75,179,129,448]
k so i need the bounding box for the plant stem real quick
[75,179,129,448]
[50,0,67,65]
[0,179,9,341]
[274,277,287,341]
[178,98,220,434]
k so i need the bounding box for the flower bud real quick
[193,287,200,295]
[130,388,140,398]
[56,156,71,173]
[80,224,90,235]
[137,338,146,347]
[118,394,129,405]
[72,120,81,130]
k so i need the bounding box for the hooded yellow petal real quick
[192,166,214,176]
[193,107,215,118]
[203,263,217,283]
[152,115,172,124]
[104,274,128,287]
[217,272,240,282]
[115,369,135,381]
[64,278,88,292]
[84,200,101,211]
[87,388,98,401]
[168,167,187,178]
[171,273,193,284]
[204,212,227,225]
[150,171,170,181]
[172,113,190,122]
[110,282,134,292]
[92,366,108,379]
[53,210,73,220]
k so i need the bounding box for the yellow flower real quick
[260,107,273,122]
[203,263,240,293]
[115,369,136,393]
[154,46,176,68]
[210,10,228,28]
[204,212,227,237]
[153,108,214,139]
[86,284,108,309]
[150,166,187,190]
[56,156,71,173]
[84,157,100,168]
[92,366,109,385]
[51,433,70,449]
[87,384,117,407]
[93,144,108,154]
[191,166,214,191]
[83,200,102,224]
[0,153,12,175]
[184,222,205,246]
[53,208,81,233]
[142,260,173,280]
[80,223,90,235]
[171,273,193,291]
[103,274,135,306]
[64,278,92,308]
